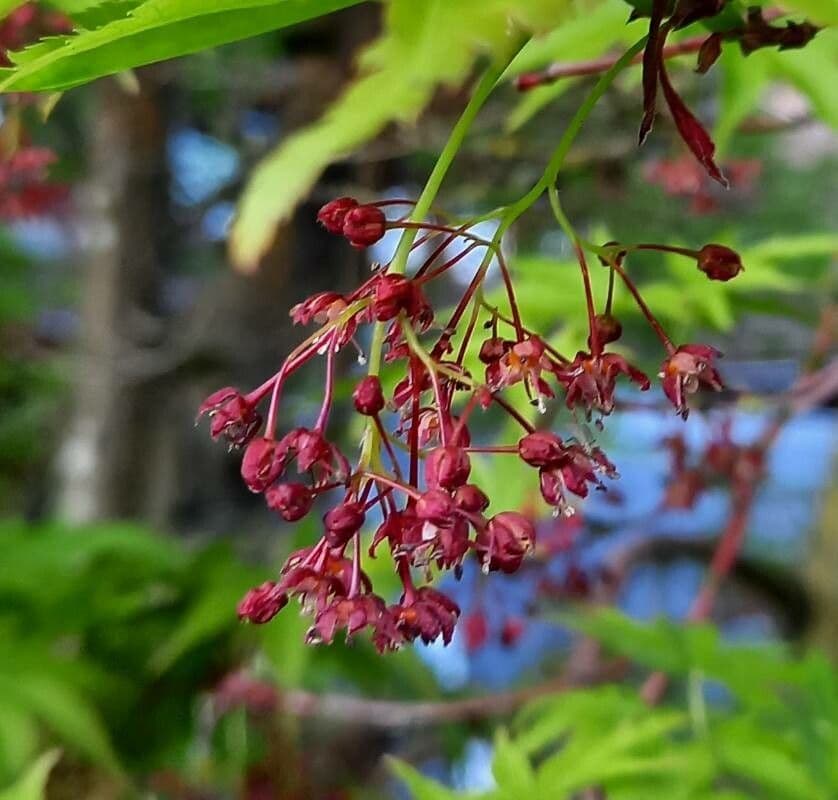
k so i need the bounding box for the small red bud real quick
[453,484,489,513]
[697,244,743,281]
[415,488,456,525]
[324,501,366,547]
[265,482,314,521]
[478,337,510,364]
[352,375,385,416]
[342,204,386,248]
[238,582,287,624]
[425,445,471,490]
[588,313,623,347]
[241,438,285,493]
[317,197,358,234]
[476,512,536,574]
[518,431,565,468]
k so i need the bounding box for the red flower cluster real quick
[199,197,741,650]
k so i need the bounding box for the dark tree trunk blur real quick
[54,76,171,524]
[54,10,379,535]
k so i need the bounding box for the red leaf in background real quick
[696,32,723,74]
[0,146,68,219]
[658,60,728,187]
[639,0,670,145]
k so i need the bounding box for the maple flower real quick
[265,482,314,522]
[389,587,460,645]
[308,593,388,645]
[237,581,287,624]
[198,387,262,447]
[475,512,535,574]
[660,344,724,418]
[556,351,650,418]
[240,437,286,493]
[486,336,557,411]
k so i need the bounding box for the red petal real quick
[659,60,728,186]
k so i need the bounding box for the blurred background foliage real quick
[0,0,835,798]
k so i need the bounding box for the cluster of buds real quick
[0,5,71,220]
[199,197,742,650]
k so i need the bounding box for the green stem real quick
[468,37,648,318]
[499,37,647,238]
[359,37,526,469]
[366,39,526,380]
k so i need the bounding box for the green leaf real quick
[716,735,825,800]
[770,0,838,26]
[387,757,464,800]
[148,545,259,672]
[0,674,120,774]
[715,45,770,156]
[0,0,364,92]
[492,729,536,795]
[0,751,61,800]
[230,0,576,270]
[0,704,39,785]
[0,2,22,22]
[560,608,800,704]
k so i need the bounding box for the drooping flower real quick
[289,291,348,327]
[556,351,650,418]
[352,375,385,416]
[241,437,286,493]
[238,581,287,624]
[487,336,557,410]
[475,512,535,574]
[198,387,262,447]
[660,344,724,418]
[589,313,623,347]
[539,444,618,511]
[517,431,566,468]
[323,501,366,547]
[308,593,387,645]
[462,610,489,651]
[369,273,432,326]
[453,484,490,513]
[277,427,350,485]
[265,482,314,522]
[425,445,471,490]
[390,587,460,645]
